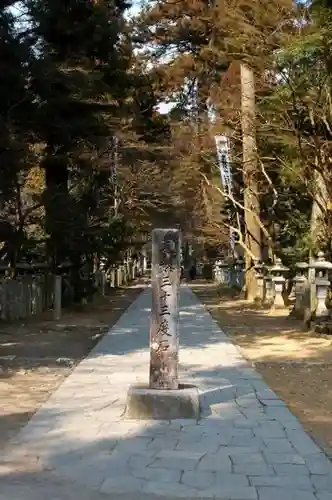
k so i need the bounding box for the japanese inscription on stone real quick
[149,228,181,389]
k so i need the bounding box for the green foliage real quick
[0,0,171,299]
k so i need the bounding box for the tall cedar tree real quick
[27,0,132,297]
[0,3,34,265]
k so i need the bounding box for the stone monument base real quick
[124,384,200,420]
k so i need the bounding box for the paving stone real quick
[305,454,332,475]
[143,480,199,498]
[113,437,152,453]
[231,428,255,439]
[240,411,268,423]
[230,452,265,465]
[208,473,247,487]
[254,425,286,439]
[140,422,171,436]
[273,463,310,476]
[316,493,332,500]
[257,487,316,500]
[311,474,332,491]
[175,434,204,446]
[230,436,265,448]
[286,430,321,455]
[206,485,258,500]
[131,466,181,483]
[249,475,313,490]
[127,454,156,469]
[264,406,296,419]
[276,419,304,432]
[200,420,234,434]
[0,473,117,500]
[201,385,236,405]
[156,449,205,460]
[263,452,305,465]
[256,390,279,400]
[181,470,215,490]
[262,438,295,453]
[147,437,179,451]
[217,445,263,457]
[176,439,220,453]
[197,454,232,472]
[233,418,261,429]
[100,475,144,494]
[209,403,244,420]
[233,463,275,476]
[236,395,261,408]
[55,457,111,489]
[149,457,199,471]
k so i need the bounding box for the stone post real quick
[236,257,245,290]
[292,262,309,318]
[149,228,181,390]
[230,261,237,288]
[263,269,274,306]
[271,258,289,309]
[214,259,222,284]
[117,266,122,287]
[312,252,332,320]
[254,261,265,303]
[219,262,228,285]
[143,249,147,273]
[54,275,62,321]
[110,267,116,288]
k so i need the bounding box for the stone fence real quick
[213,252,332,326]
[0,257,146,323]
[0,274,55,322]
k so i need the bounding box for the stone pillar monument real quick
[150,228,181,390]
[124,228,200,420]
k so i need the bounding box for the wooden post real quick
[149,228,181,390]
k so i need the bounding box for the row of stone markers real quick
[214,252,332,324]
[98,256,147,293]
[214,258,245,290]
[0,255,147,322]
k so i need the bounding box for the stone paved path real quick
[2,285,332,500]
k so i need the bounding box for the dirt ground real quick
[192,282,332,456]
[0,280,147,449]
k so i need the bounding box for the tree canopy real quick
[2,0,332,299]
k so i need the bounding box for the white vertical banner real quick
[215,134,232,195]
[214,135,235,252]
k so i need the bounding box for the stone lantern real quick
[311,252,332,320]
[292,262,309,317]
[270,258,289,309]
[253,260,265,303]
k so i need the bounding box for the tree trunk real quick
[240,63,261,301]
[309,169,328,313]
[310,169,328,250]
